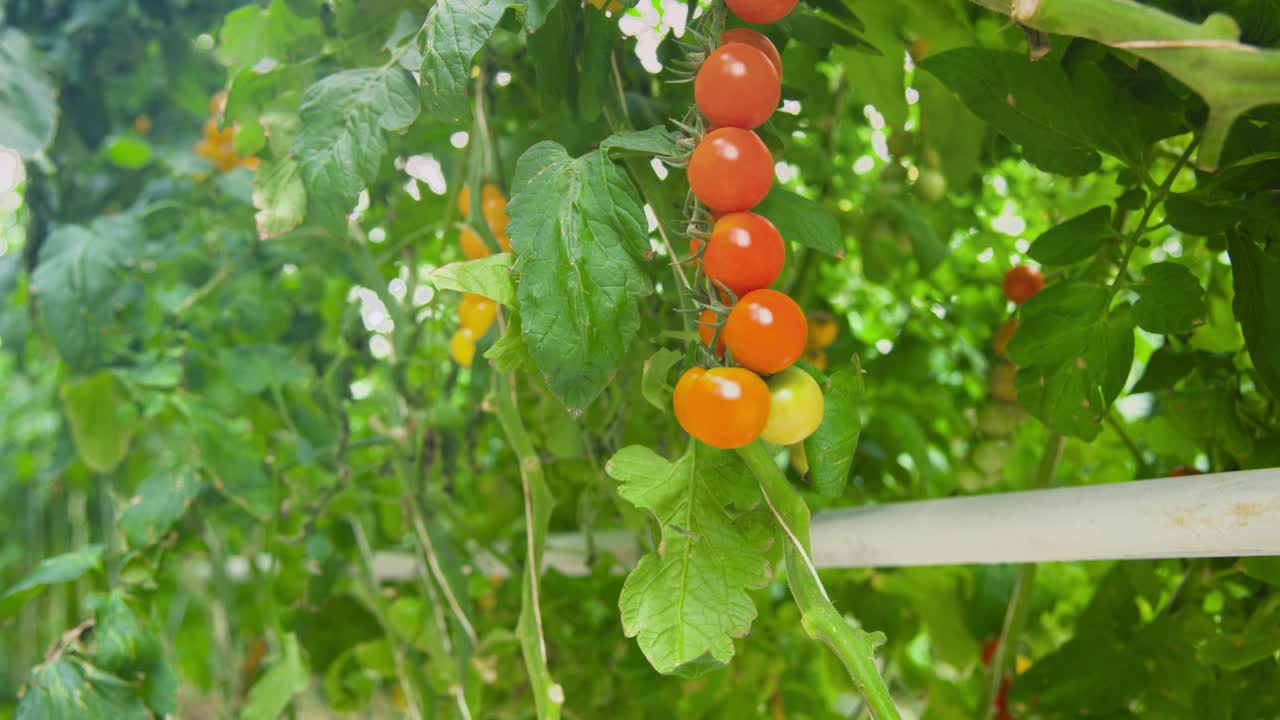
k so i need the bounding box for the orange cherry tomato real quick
[989,361,1018,403]
[697,308,726,355]
[805,311,837,351]
[498,233,511,252]
[1003,265,1044,305]
[481,183,509,236]
[460,228,490,259]
[802,347,827,371]
[695,43,780,130]
[688,128,774,213]
[700,212,785,297]
[724,0,797,24]
[993,318,1019,358]
[672,366,771,449]
[722,289,806,374]
[720,29,782,75]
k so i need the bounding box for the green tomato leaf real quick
[429,253,516,306]
[804,363,865,498]
[418,0,510,121]
[600,126,681,159]
[507,141,651,412]
[1133,262,1207,335]
[1129,345,1195,394]
[60,371,138,474]
[641,348,683,413]
[1029,206,1114,266]
[31,215,145,370]
[920,49,1102,176]
[1200,628,1280,672]
[753,188,843,257]
[1228,233,1280,402]
[16,657,151,720]
[484,312,534,372]
[105,136,152,169]
[527,0,571,115]
[92,591,176,715]
[1240,557,1280,586]
[184,401,274,519]
[292,67,420,225]
[118,470,206,548]
[217,0,324,70]
[0,545,105,618]
[240,634,310,720]
[217,344,311,395]
[1164,191,1239,236]
[606,444,772,678]
[253,156,307,239]
[1009,284,1134,439]
[0,29,58,157]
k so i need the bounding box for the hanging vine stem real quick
[492,370,563,720]
[979,432,1063,720]
[737,442,903,720]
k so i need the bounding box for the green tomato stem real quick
[737,442,903,720]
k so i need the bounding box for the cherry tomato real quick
[460,228,490,259]
[973,438,1012,475]
[498,233,512,252]
[760,367,824,445]
[457,183,508,231]
[699,212,785,296]
[672,366,771,449]
[956,463,992,492]
[1168,465,1200,477]
[697,309,726,355]
[978,402,1019,436]
[721,29,782,75]
[917,168,947,202]
[724,0,797,24]
[722,289,806,374]
[695,43,780,130]
[805,311,837,351]
[450,327,477,367]
[992,318,1019,358]
[1003,265,1044,305]
[802,347,827,371]
[458,293,498,335]
[989,361,1018,403]
[688,128,774,213]
[980,637,1000,668]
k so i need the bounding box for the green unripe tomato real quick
[977,402,1020,437]
[956,463,993,492]
[972,439,1013,475]
[917,168,947,202]
[760,367,825,445]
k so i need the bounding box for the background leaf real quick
[60,371,139,474]
[0,29,58,157]
[418,0,510,121]
[429,253,517,305]
[1133,262,1206,335]
[1030,206,1114,266]
[804,364,865,497]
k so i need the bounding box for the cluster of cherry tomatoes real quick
[958,265,1043,490]
[673,0,821,451]
[449,184,510,367]
[194,92,259,173]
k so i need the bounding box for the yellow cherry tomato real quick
[805,311,838,351]
[481,183,509,236]
[498,233,512,253]
[989,362,1018,403]
[450,328,477,367]
[760,367,825,445]
[458,293,498,335]
[456,185,471,216]
[460,228,490,259]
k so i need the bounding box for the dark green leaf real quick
[0,29,59,157]
[1029,206,1114,266]
[527,0,571,115]
[606,444,772,677]
[31,215,145,369]
[1240,557,1280,585]
[293,67,420,225]
[419,0,510,121]
[16,658,151,720]
[0,546,105,617]
[507,142,651,412]
[1130,345,1195,394]
[118,470,206,547]
[600,126,680,158]
[753,188,843,257]
[185,402,274,518]
[1133,262,1206,335]
[804,365,864,497]
[429,253,516,305]
[1227,233,1280,401]
[240,633,310,720]
[1165,191,1239,236]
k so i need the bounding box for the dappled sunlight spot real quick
[774,161,798,183]
[406,154,447,194]
[875,339,893,354]
[650,157,668,180]
[0,147,23,193]
[871,132,889,162]
[368,227,386,244]
[369,334,392,359]
[853,156,875,175]
[781,99,801,115]
[905,87,920,105]
[495,71,512,86]
[388,278,407,301]
[977,248,995,263]
[862,104,885,130]
[450,131,469,148]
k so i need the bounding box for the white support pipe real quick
[810,468,1280,567]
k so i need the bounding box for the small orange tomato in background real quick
[460,228,490,259]
[722,289,807,375]
[805,311,838,351]
[673,366,771,449]
[992,318,1019,358]
[1003,265,1044,305]
[458,293,498,335]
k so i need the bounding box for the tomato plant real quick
[2,0,1279,718]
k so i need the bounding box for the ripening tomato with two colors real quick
[1003,265,1044,305]
[688,128,774,213]
[693,212,785,297]
[725,0,797,24]
[695,43,780,130]
[673,366,771,449]
[760,367,824,445]
[723,289,807,374]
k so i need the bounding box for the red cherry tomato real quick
[721,29,782,75]
[698,309,726,355]
[672,367,771,449]
[1003,265,1044,305]
[699,212,785,297]
[688,128,774,213]
[722,289,806,374]
[695,43,780,130]
[725,0,797,24]
[1168,465,1200,477]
